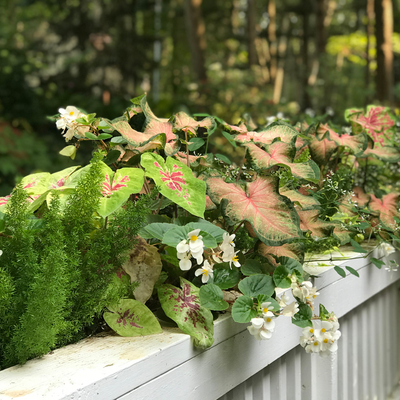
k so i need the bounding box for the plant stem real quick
[233,221,245,234]
[156,196,164,214]
[236,148,247,182]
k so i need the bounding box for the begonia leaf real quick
[241,259,271,276]
[273,265,291,288]
[231,295,257,323]
[161,225,217,248]
[206,176,302,245]
[245,141,320,183]
[292,304,312,328]
[369,193,400,229]
[238,274,275,298]
[346,105,395,147]
[141,153,206,218]
[208,263,241,289]
[98,163,145,217]
[297,209,334,238]
[138,222,175,240]
[104,299,162,337]
[199,284,229,311]
[158,277,214,348]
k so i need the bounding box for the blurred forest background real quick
[1,0,400,195]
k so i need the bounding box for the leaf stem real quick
[156,195,164,214]
[184,128,190,167]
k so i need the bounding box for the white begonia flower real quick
[188,229,204,252]
[222,248,241,268]
[282,301,299,317]
[56,106,87,141]
[261,301,274,318]
[177,251,192,271]
[195,260,214,283]
[292,281,319,304]
[381,242,396,257]
[0,250,2,256]
[277,293,290,307]
[176,240,190,254]
[247,317,274,340]
[220,232,235,253]
[385,260,399,272]
[191,250,204,265]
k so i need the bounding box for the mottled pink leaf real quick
[258,242,304,266]
[206,176,302,245]
[173,111,213,134]
[222,122,249,134]
[280,186,320,210]
[144,118,179,156]
[297,209,334,238]
[369,193,400,228]
[360,146,400,162]
[245,142,320,183]
[308,128,338,165]
[235,123,298,145]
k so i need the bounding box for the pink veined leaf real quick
[347,106,395,147]
[222,121,249,134]
[360,146,400,162]
[173,111,213,134]
[234,123,298,145]
[297,209,334,238]
[0,195,11,207]
[333,224,352,245]
[144,118,180,156]
[318,123,366,154]
[308,128,338,165]
[369,193,400,228]
[245,142,320,183]
[101,174,130,196]
[206,176,302,245]
[174,152,206,165]
[258,242,304,266]
[110,120,165,148]
[280,186,320,210]
[338,186,370,215]
[205,195,217,210]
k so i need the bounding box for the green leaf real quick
[97,133,113,140]
[161,225,217,248]
[222,131,237,147]
[215,153,232,164]
[291,303,312,328]
[319,304,329,319]
[103,299,162,337]
[334,266,346,278]
[241,259,270,276]
[85,132,99,140]
[370,257,385,269]
[103,149,122,165]
[273,265,291,288]
[111,136,128,144]
[208,263,241,289]
[158,278,214,348]
[238,274,275,298]
[231,295,257,323]
[188,138,205,151]
[141,153,206,218]
[139,222,175,240]
[199,284,229,311]
[345,266,360,277]
[350,239,368,253]
[59,145,77,160]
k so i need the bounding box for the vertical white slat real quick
[349,309,359,400]
[396,284,400,384]
[359,302,369,400]
[286,346,302,400]
[314,350,338,400]
[248,369,262,400]
[269,356,287,400]
[384,286,392,397]
[377,290,386,400]
[230,381,245,400]
[300,350,316,399]
[261,364,271,400]
[338,315,348,400]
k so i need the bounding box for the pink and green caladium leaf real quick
[359,146,400,162]
[109,119,166,149]
[173,111,214,134]
[258,242,304,266]
[308,128,338,165]
[369,193,400,229]
[234,121,299,145]
[98,163,145,217]
[206,176,302,245]
[245,141,320,183]
[345,105,395,147]
[104,299,162,337]
[318,123,367,155]
[333,223,352,245]
[141,153,206,218]
[280,186,320,210]
[158,277,214,348]
[297,209,334,238]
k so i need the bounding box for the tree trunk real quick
[184,0,207,83]
[302,6,312,109]
[268,0,277,82]
[247,0,258,67]
[366,0,374,104]
[316,0,326,54]
[374,0,393,104]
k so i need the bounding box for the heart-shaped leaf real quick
[199,284,229,310]
[208,263,241,289]
[369,193,400,229]
[231,295,257,323]
[298,209,334,238]
[238,274,275,298]
[258,242,304,265]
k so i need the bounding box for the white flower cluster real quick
[176,230,241,283]
[56,106,87,141]
[247,302,276,340]
[292,279,319,305]
[277,293,300,317]
[300,318,341,357]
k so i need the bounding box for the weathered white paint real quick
[0,246,399,400]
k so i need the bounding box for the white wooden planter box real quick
[1,246,399,400]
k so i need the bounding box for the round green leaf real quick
[273,265,291,288]
[208,263,241,289]
[232,295,257,323]
[238,274,275,298]
[199,284,229,310]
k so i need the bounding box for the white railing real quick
[0,247,399,400]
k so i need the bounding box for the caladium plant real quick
[2,97,400,369]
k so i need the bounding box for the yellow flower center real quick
[323,338,329,343]
[310,328,314,333]
[69,111,75,116]
[203,269,208,275]
[190,235,198,241]
[313,294,317,298]
[233,256,239,262]
[266,317,271,322]
[321,328,326,333]
[313,341,319,346]
[263,308,269,313]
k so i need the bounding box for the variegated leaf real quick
[173,111,214,134]
[245,141,320,183]
[280,186,320,210]
[258,242,304,265]
[308,129,338,165]
[360,146,400,162]
[206,176,302,245]
[158,277,214,348]
[141,153,206,218]
[369,193,400,229]
[297,209,334,238]
[235,122,298,145]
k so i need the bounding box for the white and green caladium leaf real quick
[158,277,214,348]
[141,153,206,218]
[245,141,320,183]
[207,176,302,245]
[98,163,144,217]
[104,299,162,337]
